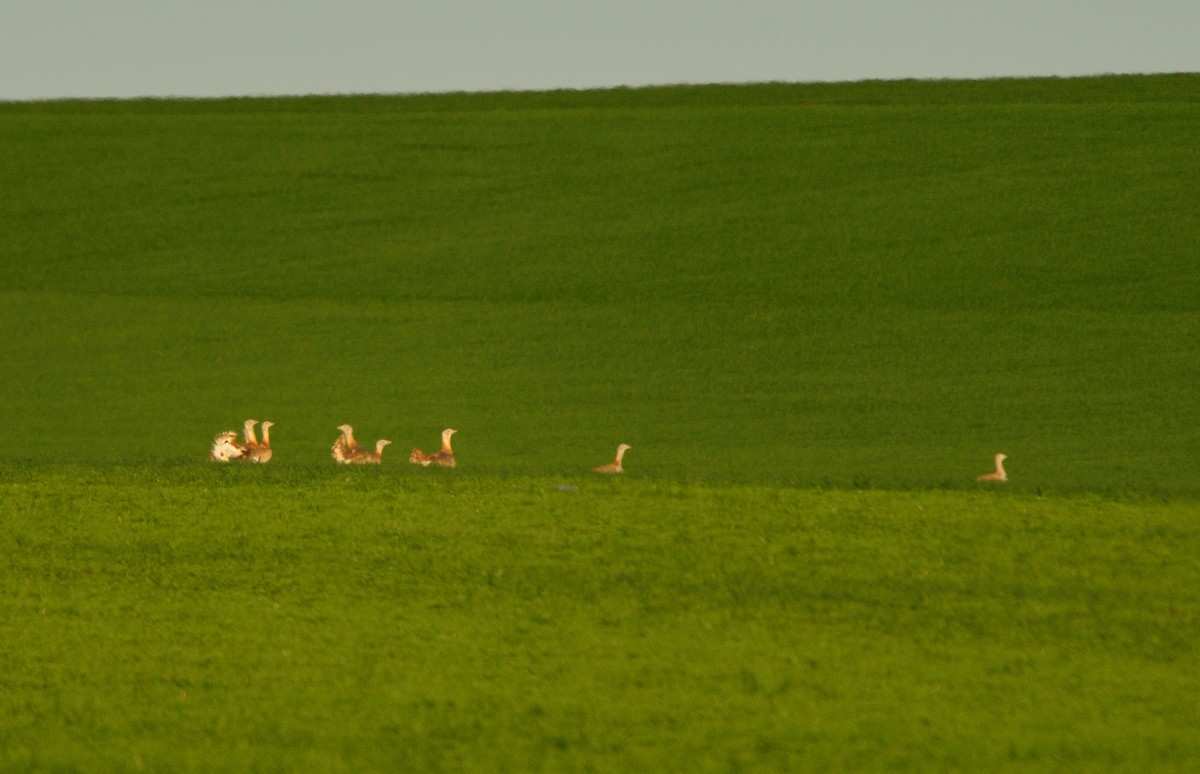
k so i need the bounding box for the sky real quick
[3,1,1198,100]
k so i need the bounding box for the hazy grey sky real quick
[3,1,1198,100]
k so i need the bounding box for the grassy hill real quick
[3,74,1198,491]
[2,76,1199,771]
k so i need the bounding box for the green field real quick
[3,467,1197,771]
[2,75,1199,770]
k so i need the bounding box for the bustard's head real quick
[337,424,354,435]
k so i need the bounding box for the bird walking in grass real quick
[976,453,1008,482]
[593,443,631,474]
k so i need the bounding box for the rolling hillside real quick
[3,76,1199,772]
[2,75,1198,491]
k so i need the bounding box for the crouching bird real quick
[976,453,1008,482]
[593,443,631,474]
[334,424,390,464]
[410,428,457,468]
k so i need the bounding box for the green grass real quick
[2,75,1199,770]
[2,466,1197,771]
[2,74,1199,490]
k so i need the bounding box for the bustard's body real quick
[241,419,259,451]
[247,421,273,463]
[334,425,389,464]
[347,438,391,464]
[411,428,457,468]
[593,443,631,474]
[332,424,361,464]
[976,453,1008,482]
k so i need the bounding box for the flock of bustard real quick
[211,420,1007,482]
[210,420,634,474]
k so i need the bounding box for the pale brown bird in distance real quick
[209,431,244,462]
[410,428,457,468]
[237,419,269,463]
[246,421,273,463]
[210,420,273,463]
[976,453,1008,482]
[333,424,390,464]
[350,438,392,464]
[593,443,631,474]
[240,419,259,452]
[331,424,360,464]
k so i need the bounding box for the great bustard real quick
[976,453,1008,482]
[246,421,273,463]
[331,424,361,464]
[593,443,631,474]
[411,428,457,468]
